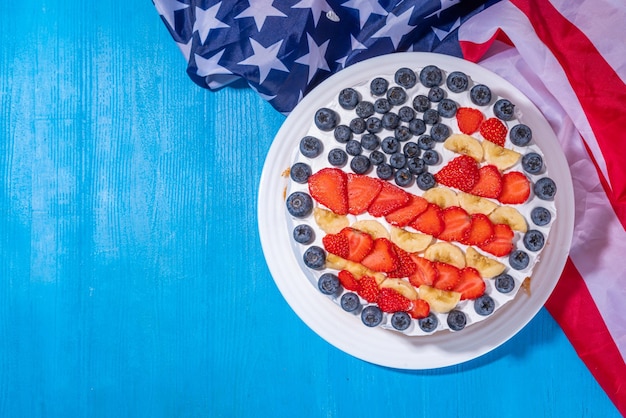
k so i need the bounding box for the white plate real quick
[258,52,574,369]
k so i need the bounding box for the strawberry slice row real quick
[456,106,507,147]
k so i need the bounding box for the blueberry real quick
[303,246,325,269]
[381,112,400,130]
[430,123,450,142]
[361,133,380,151]
[370,77,389,96]
[394,67,417,89]
[369,150,386,166]
[423,109,440,125]
[345,139,362,156]
[394,126,412,142]
[389,152,407,169]
[522,152,543,174]
[422,149,440,165]
[407,157,426,175]
[374,98,391,114]
[419,65,443,87]
[286,191,313,218]
[531,206,551,226]
[314,107,339,131]
[509,249,530,270]
[293,224,314,244]
[447,309,467,331]
[446,71,469,93]
[403,142,420,159]
[300,136,323,158]
[290,162,312,183]
[398,106,415,122]
[381,136,400,154]
[417,134,435,150]
[376,163,394,180]
[338,88,360,110]
[350,155,371,174]
[437,98,458,118]
[428,86,445,102]
[418,313,439,333]
[534,177,557,200]
[409,118,426,135]
[412,95,430,112]
[318,272,341,295]
[493,99,515,121]
[361,305,383,327]
[365,116,383,133]
[494,273,515,294]
[523,229,545,252]
[349,117,366,134]
[328,148,348,167]
[417,172,436,190]
[333,124,352,143]
[474,295,495,316]
[387,86,407,106]
[510,124,532,146]
[470,84,492,106]
[391,311,412,331]
[355,101,375,118]
[340,292,361,312]
[394,168,414,187]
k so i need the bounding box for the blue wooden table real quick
[0,1,621,417]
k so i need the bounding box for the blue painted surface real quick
[0,1,620,417]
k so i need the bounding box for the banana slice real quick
[488,206,528,232]
[313,207,349,234]
[457,192,498,215]
[380,278,419,300]
[482,140,521,171]
[390,227,433,253]
[418,285,461,313]
[351,219,390,239]
[465,247,506,279]
[422,187,458,208]
[325,254,386,285]
[424,242,466,269]
[444,134,484,161]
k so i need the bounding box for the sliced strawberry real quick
[409,203,444,237]
[454,267,486,300]
[337,270,360,291]
[438,206,471,242]
[456,107,484,135]
[479,223,514,257]
[357,275,380,303]
[433,262,462,291]
[470,165,503,199]
[338,227,374,263]
[387,246,417,278]
[407,298,430,319]
[408,254,438,287]
[377,287,412,313]
[463,213,495,246]
[434,155,480,193]
[360,238,398,273]
[367,181,411,217]
[321,233,349,258]
[347,173,383,215]
[385,195,429,227]
[308,168,349,215]
[480,117,508,146]
[498,171,531,204]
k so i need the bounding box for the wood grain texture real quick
[0,1,621,417]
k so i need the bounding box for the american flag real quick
[153,0,626,413]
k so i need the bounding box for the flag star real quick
[235,0,287,32]
[341,0,387,29]
[292,0,333,27]
[426,0,462,18]
[371,7,416,49]
[194,49,233,89]
[335,34,368,68]
[294,33,331,83]
[193,2,229,44]
[238,38,289,84]
[176,37,194,63]
[432,17,461,41]
[155,0,189,31]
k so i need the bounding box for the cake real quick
[284,62,557,335]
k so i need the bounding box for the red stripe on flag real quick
[546,259,626,416]
[510,0,626,226]
[459,29,513,63]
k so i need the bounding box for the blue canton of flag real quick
[154,0,500,113]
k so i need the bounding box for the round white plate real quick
[258,52,574,369]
